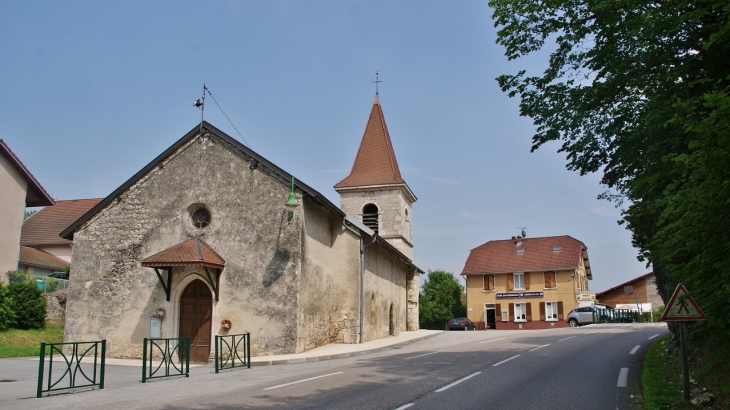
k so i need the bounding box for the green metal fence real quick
[592,308,641,323]
[214,333,251,373]
[141,337,190,383]
[36,340,106,398]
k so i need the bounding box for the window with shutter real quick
[558,301,564,320]
[508,274,514,290]
[526,302,532,321]
[508,303,514,321]
[483,274,495,291]
[513,273,524,290]
[524,273,530,290]
[544,271,556,288]
[545,301,558,321]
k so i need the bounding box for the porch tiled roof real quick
[461,235,587,275]
[141,237,225,269]
[21,198,103,246]
[18,246,68,270]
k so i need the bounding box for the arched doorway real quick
[179,279,212,363]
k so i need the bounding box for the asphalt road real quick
[0,323,668,410]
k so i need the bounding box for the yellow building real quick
[461,235,592,330]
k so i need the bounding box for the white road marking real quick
[529,344,550,352]
[435,372,482,392]
[648,334,660,340]
[263,372,344,391]
[629,345,641,355]
[617,368,629,387]
[493,354,521,367]
[394,404,414,410]
[404,351,442,359]
[479,337,506,344]
[557,336,576,342]
[587,330,601,334]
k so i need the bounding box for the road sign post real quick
[660,284,706,401]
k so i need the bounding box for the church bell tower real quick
[334,93,416,259]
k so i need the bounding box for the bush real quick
[7,282,46,330]
[45,277,60,293]
[0,283,15,331]
[6,270,29,284]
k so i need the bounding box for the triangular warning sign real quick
[661,283,706,321]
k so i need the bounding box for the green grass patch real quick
[0,326,64,358]
[643,333,730,409]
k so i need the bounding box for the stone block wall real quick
[44,291,67,327]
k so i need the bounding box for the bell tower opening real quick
[362,203,379,234]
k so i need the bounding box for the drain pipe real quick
[343,216,376,344]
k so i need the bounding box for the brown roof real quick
[595,272,654,296]
[21,198,103,246]
[141,237,225,269]
[334,95,407,189]
[461,235,589,275]
[0,139,54,207]
[18,246,68,270]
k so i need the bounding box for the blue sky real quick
[1,1,648,292]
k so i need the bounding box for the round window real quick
[190,207,211,229]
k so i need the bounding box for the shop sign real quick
[496,292,544,299]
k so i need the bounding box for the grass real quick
[0,326,64,358]
[643,333,730,409]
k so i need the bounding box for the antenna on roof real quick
[519,227,527,238]
[373,70,382,95]
[193,83,206,137]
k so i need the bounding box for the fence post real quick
[214,335,219,374]
[247,333,251,368]
[100,340,106,389]
[185,337,190,377]
[142,338,147,383]
[36,342,46,398]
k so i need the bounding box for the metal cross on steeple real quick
[373,71,382,94]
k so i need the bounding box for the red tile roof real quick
[334,95,406,189]
[18,246,68,270]
[461,235,589,275]
[595,272,654,296]
[21,198,103,246]
[141,237,225,269]
[0,139,54,207]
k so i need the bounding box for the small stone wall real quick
[44,291,67,327]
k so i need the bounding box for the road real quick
[0,323,668,410]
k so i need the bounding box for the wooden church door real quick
[179,279,212,363]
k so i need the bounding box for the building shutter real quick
[489,275,494,290]
[558,301,564,320]
[508,303,514,322]
[544,271,555,288]
[526,302,532,321]
[539,302,545,321]
[524,273,530,290]
[496,303,501,321]
[508,274,514,291]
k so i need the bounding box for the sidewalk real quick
[27,329,443,367]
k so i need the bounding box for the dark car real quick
[49,272,68,279]
[448,317,476,331]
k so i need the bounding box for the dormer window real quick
[516,248,525,254]
[362,203,379,234]
[552,245,562,252]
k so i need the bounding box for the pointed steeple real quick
[334,95,406,188]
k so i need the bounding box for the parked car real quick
[448,317,476,331]
[49,272,68,279]
[566,306,608,327]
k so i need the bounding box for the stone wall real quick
[44,291,67,327]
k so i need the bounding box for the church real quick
[60,94,421,361]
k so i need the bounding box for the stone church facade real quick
[61,97,421,361]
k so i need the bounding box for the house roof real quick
[461,235,591,278]
[59,121,423,274]
[21,198,103,246]
[141,237,225,269]
[334,95,410,191]
[595,272,654,297]
[18,246,68,270]
[0,139,54,207]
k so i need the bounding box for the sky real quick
[0,1,649,292]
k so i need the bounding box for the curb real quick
[250,331,442,366]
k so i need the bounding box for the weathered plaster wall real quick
[65,134,303,358]
[0,154,28,283]
[300,198,361,349]
[363,242,408,341]
[44,291,66,327]
[339,188,413,259]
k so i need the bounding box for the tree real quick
[419,270,466,330]
[490,0,730,336]
[23,209,37,221]
[7,281,46,330]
